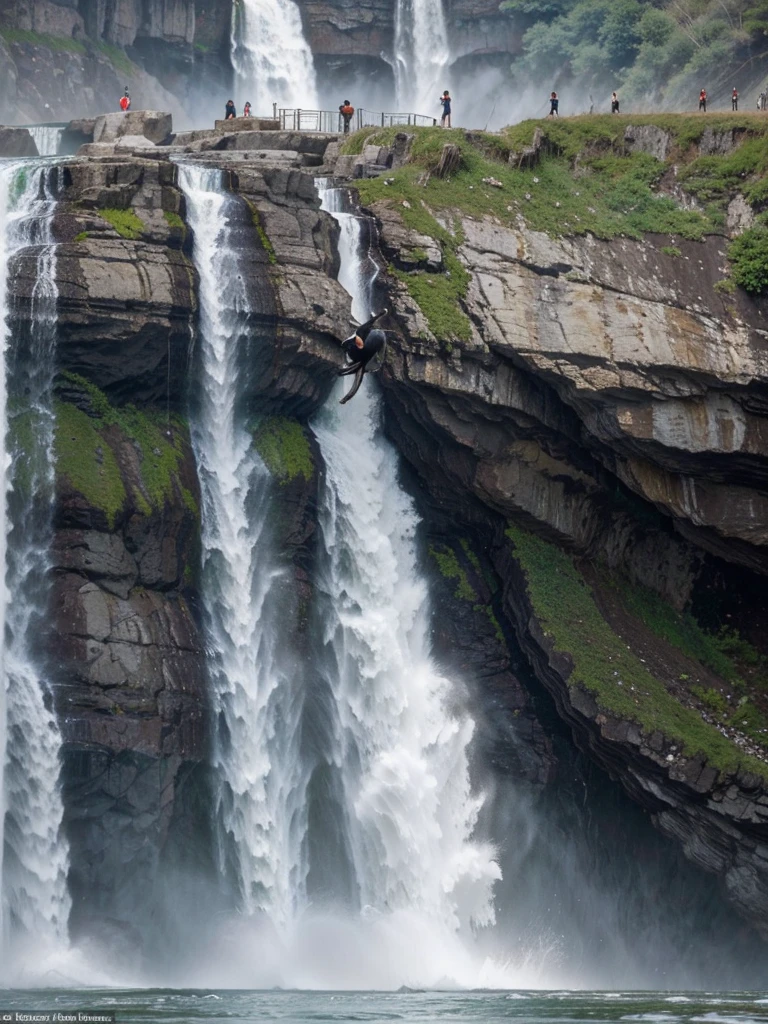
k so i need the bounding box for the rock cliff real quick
[324,115,768,937]
[17,111,768,950]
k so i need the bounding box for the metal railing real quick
[277,107,438,133]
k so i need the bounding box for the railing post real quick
[273,102,277,120]
[297,108,301,131]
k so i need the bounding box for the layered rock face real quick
[27,113,768,952]
[321,119,768,938]
[36,129,349,946]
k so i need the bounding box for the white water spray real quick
[232,0,318,111]
[178,163,309,934]
[394,0,451,116]
[307,183,502,986]
[0,161,70,971]
[29,127,64,158]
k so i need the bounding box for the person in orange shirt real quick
[119,89,130,112]
[339,100,355,133]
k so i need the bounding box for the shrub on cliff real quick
[728,227,768,293]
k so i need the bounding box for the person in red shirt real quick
[119,90,130,112]
[339,100,355,133]
[732,87,739,111]
[699,88,707,112]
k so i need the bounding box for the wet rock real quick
[0,125,38,157]
[93,110,173,145]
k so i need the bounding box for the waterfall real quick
[29,127,64,158]
[178,163,309,935]
[394,0,451,116]
[0,162,70,969]
[231,0,318,111]
[303,183,501,987]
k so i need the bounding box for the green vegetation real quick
[55,373,196,524]
[661,245,682,256]
[349,122,712,245]
[429,544,478,602]
[252,417,313,484]
[247,204,278,265]
[728,227,768,293]
[499,0,768,110]
[163,210,185,230]
[0,27,86,54]
[94,39,134,75]
[54,401,126,527]
[99,208,144,240]
[73,231,88,243]
[692,685,729,714]
[610,576,760,682]
[507,523,768,778]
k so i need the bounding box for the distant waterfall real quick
[29,127,63,158]
[394,0,450,116]
[232,0,318,111]
[308,183,501,986]
[0,162,70,966]
[178,164,309,933]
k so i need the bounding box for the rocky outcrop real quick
[315,122,768,937]
[41,140,350,946]
[0,125,38,156]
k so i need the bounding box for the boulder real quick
[93,110,172,145]
[623,124,671,161]
[0,125,38,157]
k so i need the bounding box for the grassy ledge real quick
[345,114,768,303]
[55,373,196,525]
[507,524,768,781]
[99,208,144,240]
[252,417,313,484]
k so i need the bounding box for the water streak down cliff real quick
[0,161,69,971]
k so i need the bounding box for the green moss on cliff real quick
[252,417,313,484]
[0,27,86,54]
[55,373,196,522]
[429,544,478,602]
[245,201,277,265]
[99,208,144,240]
[507,524,768,779]
[728,228,768,294]
[54,400,126,527]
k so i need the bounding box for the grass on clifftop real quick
[343,114,768,329]
[55,373,195,526]
[507,524,768,780]
[252,417,313,484]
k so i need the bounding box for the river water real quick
[1,989,767,1023]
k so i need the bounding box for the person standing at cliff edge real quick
[119,89,130,112]
[548,91,559,117]
[439,91,452,127]
[732,87,739,110]
[699,88,707,112]
[611,91,620,113]
[339,100,355,133]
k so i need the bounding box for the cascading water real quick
[394,0,451,116]
[178,163,310,939]
[28,127,64,158]
[231,0,318,110]
[0,161,70,973]
[300,182,502,988]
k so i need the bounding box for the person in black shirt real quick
[225,99,237,120]
[338,310,388,404]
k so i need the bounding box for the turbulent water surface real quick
[2,989,768,1023]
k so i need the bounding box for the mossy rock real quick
[54,373,197,526]
[507,524,768,780]
[252,416,313,484]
